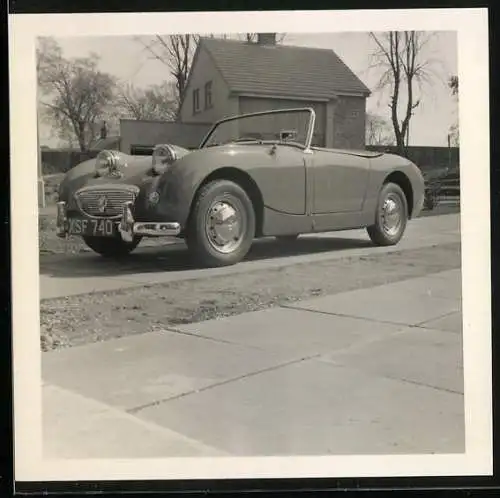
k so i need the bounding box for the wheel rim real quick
[381,192,403,237]
[205,197,246,254]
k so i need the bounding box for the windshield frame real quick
[199,107,317,151]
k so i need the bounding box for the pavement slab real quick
[43,383,227,458]
[172,307,404,357]
[135,358,464,456]
[420,312,463,334]
[289,271,461,326]
[42,329,293,412]
[318,326,464,394]
[379,270,462,301]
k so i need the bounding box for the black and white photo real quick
[9,8,492,484]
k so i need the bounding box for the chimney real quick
[257,33,277,45]
[100,121,107,140]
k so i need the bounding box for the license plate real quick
[68,218,119,237]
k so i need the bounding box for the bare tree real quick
[448,75,459,146]
[136,35,199,110]
[449,75,458,96]
[368,31,442,157]
[115,81,177,121]
[37,37,116,151]
[366,113,395,146]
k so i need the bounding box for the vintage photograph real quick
[10,8,491,483]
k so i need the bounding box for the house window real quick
[193,89,200,114]
[204,81,213,109]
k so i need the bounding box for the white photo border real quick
[9,8,492,482]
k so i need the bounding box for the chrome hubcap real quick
[381,194,402,237]
[205,199,245,253]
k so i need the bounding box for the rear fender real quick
[364,154,425,221]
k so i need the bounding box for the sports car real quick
[56,107,425,267]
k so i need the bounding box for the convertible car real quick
[56,108,425,267]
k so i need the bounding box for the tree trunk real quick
[75,121,87,152]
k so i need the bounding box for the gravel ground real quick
[40,241,461,352]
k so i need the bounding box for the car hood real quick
[59,147,191,197]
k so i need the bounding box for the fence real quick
[366,145,459,173]
[41,149,99,175]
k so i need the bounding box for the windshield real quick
[200,108,315,149]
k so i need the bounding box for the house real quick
[178,33,371,149]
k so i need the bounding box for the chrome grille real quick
[75,187,138,218]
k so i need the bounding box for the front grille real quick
[75,187,138,218]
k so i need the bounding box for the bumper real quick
[56,201,181,241]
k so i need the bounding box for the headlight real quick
[152,144,177,175]
[95,150,122,177]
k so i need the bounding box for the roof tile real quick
[201,37,370,100]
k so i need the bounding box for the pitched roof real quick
[200,37,370,100]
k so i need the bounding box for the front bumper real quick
[56,201,181,241]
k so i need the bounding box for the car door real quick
[250,144,307,215]
[311,149,370,214]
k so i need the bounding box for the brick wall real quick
[332,96,366,150]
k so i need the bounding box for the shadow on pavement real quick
[40,236,374,278]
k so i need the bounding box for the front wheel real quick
[367,182,408,246]
[185,180,256,267]
[82,235,142,258]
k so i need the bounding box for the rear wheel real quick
[186,180,256,267]
[82,235,142,258]
[367,182,408,246]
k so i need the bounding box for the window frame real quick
[193,88,200,114]
[204,81,213,110]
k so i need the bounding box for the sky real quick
[39,31,458,147]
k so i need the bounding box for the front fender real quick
[155,148,251,228]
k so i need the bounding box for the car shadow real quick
[40,235,374,278]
